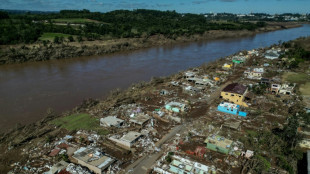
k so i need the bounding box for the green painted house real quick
[204,135,233,154]
[232,56,246,64]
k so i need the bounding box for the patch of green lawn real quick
[39,32,72,41]
[52,18,100,24]
[282,72,310,84]
[51,113,108,135]
[300,82,310,96]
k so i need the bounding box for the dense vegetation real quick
[0,9,266,45]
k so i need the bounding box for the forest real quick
[0,9,266,45]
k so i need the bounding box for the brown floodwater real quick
[0,25,310,132]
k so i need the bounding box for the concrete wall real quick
[75,158,102,174]
[221,91,248,107]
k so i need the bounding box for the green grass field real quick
[52,18,100,24]
[51,113,109,135]
[300,82,310,96]
[282,72,310,84]
[39,32,72,41]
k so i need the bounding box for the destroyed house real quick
[221,83,249,107]
[129,113,150,127]
[260,78,272,85]
[222,63,233,69]
[195,78,213,87]
[72,147,115,174]
[184,71,196,79]
[109,131,142,149]
[100,116,124,127]
[232,56,246,64]
[47,160,69,174]
[204,135,233,154]
[264,50,280,59]
[244,68,264,79]
[217,102,247,117]
[155,155,210,174]
[279,84,295,95]
[165,102,187,113]
[270,84,281,94]
[183,86,201,93]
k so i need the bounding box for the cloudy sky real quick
[1,0,309,14]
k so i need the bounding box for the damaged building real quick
[165,102,188,113]
[204,135,233,155]
[220,83,249,107]
[217,102,247,117]
[154,155,211,174]
[72,147,115,174]
[100,116,124,128]
[244,68,264,79]
[109,131,142,150]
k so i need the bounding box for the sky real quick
[1,0,309,14]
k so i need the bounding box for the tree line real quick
[0,9,266,45]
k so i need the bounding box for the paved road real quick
[123,125,184,174]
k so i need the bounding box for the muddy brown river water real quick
[0,25,310,132]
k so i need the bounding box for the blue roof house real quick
[217,102,247,117]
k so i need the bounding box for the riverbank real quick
[0,36,309,173]
[0,22,301,65]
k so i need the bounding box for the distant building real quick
[270,83,295,95]
[222,63,233,69]
[232,56,246,64]
[220,83,249,107]
[184,71,197,79]
[204,135,233,154]
[72,147,115,174]
[271,84,281,94]
[244,68,264,79]
[279,84,295,95]
[265,50,281,59]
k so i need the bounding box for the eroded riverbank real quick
[0,22,301,65]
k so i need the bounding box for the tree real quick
[0,11,9,19]
[53,36,60,44]
[68,35,74,42]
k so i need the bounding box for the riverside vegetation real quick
[0,9,302,64]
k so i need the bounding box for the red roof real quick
[49,148,60,157]
[57,143,69,149]
[222,83,247,95]
[58,169,72,174]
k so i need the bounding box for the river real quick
[0,25,310,132]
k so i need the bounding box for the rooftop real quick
[129,113,150,125]
[204,135,233,149]
[72,147,114,170]
[222,83,247,95]
[120,131,142,143]
[218,102,239,110]
[100,116,124,126]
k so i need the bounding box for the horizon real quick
[1,0,309,15]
